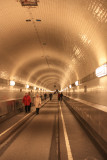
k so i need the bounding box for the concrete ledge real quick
[0,99,49,144]
[63,96,107,158]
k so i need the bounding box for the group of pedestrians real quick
[58,92,63,101]
[44,93,47,100]
[23,92,41,115]
[23,91,63,115]
[44,93,53,101]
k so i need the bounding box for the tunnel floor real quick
[0,95,105,160]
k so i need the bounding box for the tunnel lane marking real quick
[59,103,73,160]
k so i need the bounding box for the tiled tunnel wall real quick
[64,76,107,106]
[0,88,46,119]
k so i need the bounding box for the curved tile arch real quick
[36,76,62,88]
[0,0,106,91]
[27,62,66,82]
[43,82,60,89]
[10,49,74,83]
[43,81,60,90]
[37,77,60,85]
[31,71,65,84]
[36,75,61,84]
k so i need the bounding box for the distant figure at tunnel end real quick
[44,93,47,100]
[58,92,63,101]
[60,92,63,101]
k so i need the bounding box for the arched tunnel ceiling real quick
[0,0,107,90]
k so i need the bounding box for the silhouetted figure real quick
[60,92,63,101]
[40,95,42,100]
[44,93,47,100]
[49,93,53,101]
[28,92,31,112]
[58,93,60,101]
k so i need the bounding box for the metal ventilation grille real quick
[15,82,25,88]
[0,78,8,85]
[20,0,38,6]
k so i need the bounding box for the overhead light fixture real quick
[96,63,107,77]
[26,84,29,88]
[26,19,31,22]
[43,43,46,45]
[10,80,15,86]
[36,19,41,22]
[20,0,38,6]
[39,88,40,90]
[75,81,79,86]
[34,86,36,90]
[69,85,72,88]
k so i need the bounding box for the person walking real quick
[34,93,41,114]
[44,93,47,100]
[58,93,60,101]
[28,92,31,112]
[23,92,31,113]
[49,93,52,101]
[60,92,63,101]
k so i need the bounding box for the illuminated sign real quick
[96,64,107,77]
[34,86,36,90]
[10,81,15,86]
[69,85,72,88]
[75,81,79,86]
[26,84,29,88]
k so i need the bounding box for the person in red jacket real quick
[58,93,60,101]
[23,92,31,113]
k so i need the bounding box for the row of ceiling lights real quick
[9,81,50,92]
[9,63,107,91]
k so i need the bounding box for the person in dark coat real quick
[60,92,63,101]
[23,93,31,113]
[49,93,52,101]
[58,93,60,101]
[28,92,31,112]
[44,93,47,100]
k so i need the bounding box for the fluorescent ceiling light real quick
[69,85,72,88]
[10,81,15,86]
[75,81,79,86]
[26,84,29,88]
[96,64,107,77]
[34,86,36,90]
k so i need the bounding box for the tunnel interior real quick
[0,0,107,98]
